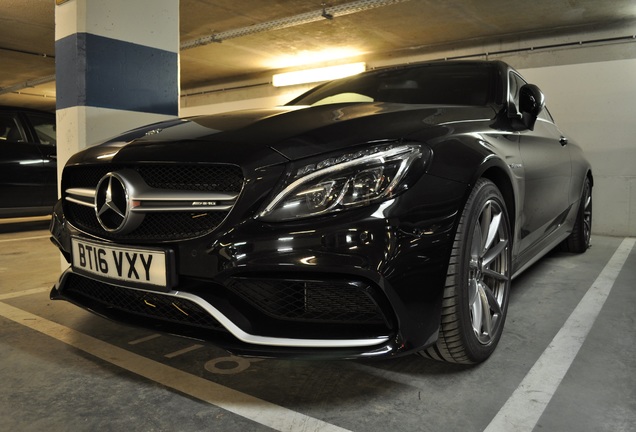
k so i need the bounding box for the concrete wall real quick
[179,33,636,237]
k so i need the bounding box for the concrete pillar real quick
[54,0,179,186]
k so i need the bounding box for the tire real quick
[421,178,512,364]
[561,177,592,253]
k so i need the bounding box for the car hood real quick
[69,102,495,166]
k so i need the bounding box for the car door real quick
[23,111,58,207]
[511,72,572,251]
[0,111,51,214]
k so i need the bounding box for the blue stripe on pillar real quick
[56,33,178,116]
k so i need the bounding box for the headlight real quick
[259,144,424,221]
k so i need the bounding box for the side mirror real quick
[518,84,545,130]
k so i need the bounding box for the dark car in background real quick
[0,106,57,218]
[49,61,592,364]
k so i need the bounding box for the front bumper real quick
[49,186,460,359]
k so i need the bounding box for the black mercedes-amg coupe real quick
[49,60,592,363]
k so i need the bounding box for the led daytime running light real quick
[296,145,392,177]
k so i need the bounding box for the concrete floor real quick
[0,218,634,432]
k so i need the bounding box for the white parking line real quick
[0,301,351,432]
[0,287,50,301]
[484,237,635,432]
[164,344,204,358]
[128,334,162,345]
[0,216,50,224]
[0,235,50,243]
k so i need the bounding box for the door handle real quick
[559,136,568,146]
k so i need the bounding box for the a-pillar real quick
[54,0,179,188]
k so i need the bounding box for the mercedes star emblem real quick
[94,171,143,234]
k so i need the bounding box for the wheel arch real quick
[471,162,517,237]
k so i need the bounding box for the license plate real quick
[71,237,172,290]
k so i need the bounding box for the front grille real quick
[62,273,225,331]
[226,278,388,325]
[62,163,243,242]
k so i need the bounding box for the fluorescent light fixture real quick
[272,62,366,87]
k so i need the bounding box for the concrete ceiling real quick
[1,0,635,112]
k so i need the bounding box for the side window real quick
[0,113,27,143]
[25,113,57,146]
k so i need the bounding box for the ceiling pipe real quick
[180,0,413,50]
[0,75,56,96]
[0,46,55,59]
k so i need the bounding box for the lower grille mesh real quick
[62,273,225,331]
[60,273,392,342]
[227,278,387,325]
[65,203,229,242]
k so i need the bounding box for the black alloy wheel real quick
[562,177,592,253]
[422,178,512,364]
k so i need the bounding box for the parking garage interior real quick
[1,1,635,431]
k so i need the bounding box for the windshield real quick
[288,62,498,107]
